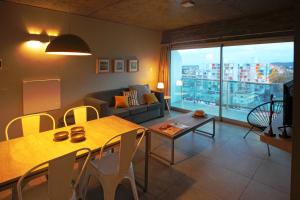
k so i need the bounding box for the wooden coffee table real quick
[149,112,215,165]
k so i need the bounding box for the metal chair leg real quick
[243,126,254,139]
[267,144,271,156]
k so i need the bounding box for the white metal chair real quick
[17,148,92,200]
[83,128,146,200]
[5,113,55,140]
[63,106,99,126]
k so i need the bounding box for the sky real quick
[173,42,294,65]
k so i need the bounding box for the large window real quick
[171,47,221,116]
[170,42,294,122]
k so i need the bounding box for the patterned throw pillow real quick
[129,85,151,105]
[123,90,140,106]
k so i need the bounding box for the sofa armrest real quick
[84,97,110,117]
[152,90,164,103]
[152,90,165,117]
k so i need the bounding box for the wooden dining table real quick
[0,115,150,197]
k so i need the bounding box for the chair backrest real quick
[17,148,91,200]
[247,100,283,129]
[5,113,55,140]
[64,106,99,126]
[99,128,146,176]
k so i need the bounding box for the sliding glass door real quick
[170,41,294,122]
[221,42,294,121]
[170,47,221,116]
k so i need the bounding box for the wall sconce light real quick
[25,33,56,49]
[26,40,43,48]
[27,33,55,43]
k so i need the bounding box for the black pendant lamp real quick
[45,34,91,56]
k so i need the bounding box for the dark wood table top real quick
[148,112,214,139]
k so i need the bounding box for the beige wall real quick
[0,2,161,140]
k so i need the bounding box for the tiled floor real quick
[0,111,291,200]
[137,111,291,200]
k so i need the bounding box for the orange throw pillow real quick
[115,96,129,108]
[144,93,159,104]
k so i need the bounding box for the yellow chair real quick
[63,106,99,126]
[5,113,55,140]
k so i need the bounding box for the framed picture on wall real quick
[96,59,110,74]
[113,59,125,72]
[127,59,139,72]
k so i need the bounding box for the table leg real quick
[213,118,215,138]
[166,100,171,114]
[171,139,175,165]
[12,184,17,200]
[136,131,150,192]
[193,118,216,138]
[150,140,174,166]
[144,131,150,192]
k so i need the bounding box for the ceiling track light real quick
[181,0,195,8]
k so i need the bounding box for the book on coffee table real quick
[169,122,189,129]
[159,122,189,136]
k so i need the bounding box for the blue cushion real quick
[108,107,129,117]
[147,103,161,111]
[129,105,147,115]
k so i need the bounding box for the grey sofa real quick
[84,88,165,124]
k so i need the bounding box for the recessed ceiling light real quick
[181,0,195,8]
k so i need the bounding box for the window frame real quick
[169,37,294,124]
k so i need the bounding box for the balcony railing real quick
[172,78,283,111]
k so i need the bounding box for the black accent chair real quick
[243,100,283,155]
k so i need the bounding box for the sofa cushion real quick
[129,105,147,115]
[114,96,129,108]
[129,85,150,105]
[123,90,139,106]
[144,93,159,104]
[90,89,124,106]
[108,107,129,118]
[147,103,161,111]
